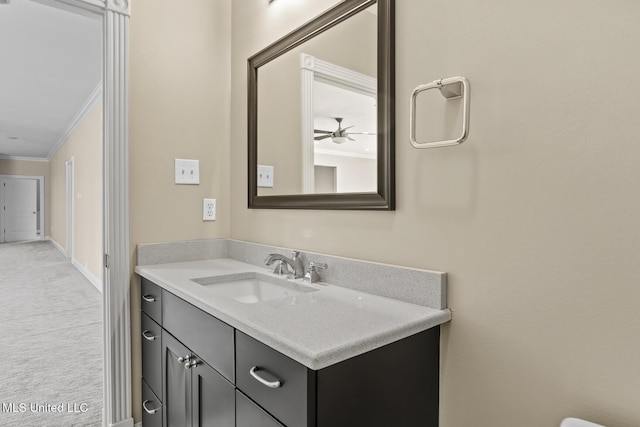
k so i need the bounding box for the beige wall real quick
[126,0,640,425]
[128,0,232,421]
[0,159,50,237]
[49,100,103,283]
[229,1,640,426]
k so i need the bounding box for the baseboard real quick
[46,237,102,293]
[134,423,142,427]
[72,258,103,293]
[46,236,66,256]
[109,418,134,427]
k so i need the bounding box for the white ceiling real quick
[0,0,101,160]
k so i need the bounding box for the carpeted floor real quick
[0,240,103,427]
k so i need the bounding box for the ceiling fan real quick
[314,117,374,144]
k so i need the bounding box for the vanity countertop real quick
[136,258,451,370]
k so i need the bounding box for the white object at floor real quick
[561,417,605,427]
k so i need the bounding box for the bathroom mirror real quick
[248,0,395,210]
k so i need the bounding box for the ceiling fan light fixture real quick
[332,136,348,144]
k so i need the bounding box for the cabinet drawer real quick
[142,380,162,427]
[236,331,315,427]
[141,277,162,324]
[236,390,284,427]
[141,313,162,397]
[162,291,235,382]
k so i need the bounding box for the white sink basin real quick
[191,272,318,304]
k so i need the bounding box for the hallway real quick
[0,241,102,426]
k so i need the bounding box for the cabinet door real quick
[191,360,235,427]
[162,330,192,427]
[236,390,284,427]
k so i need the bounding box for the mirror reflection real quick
[256,4,377,196]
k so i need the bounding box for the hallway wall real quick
[49,100,103,287]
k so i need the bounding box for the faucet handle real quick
[304,261,328,283]
[308,261,327,271]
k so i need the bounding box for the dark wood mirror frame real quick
[248,0,395,210]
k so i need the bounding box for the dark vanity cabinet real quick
[141,277,234,427]
[140,276,441,427]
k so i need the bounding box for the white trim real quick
[109,418,134,427]
[72,258,103,293]
[39,1,131,427]
[133,423,142,427]
[46,236,103,293]
[300,53,376,193]
[0,155,49,162]
[48,83,103,160]
[46,236,66,255]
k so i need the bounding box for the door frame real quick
[0,174,45,243]
[31,1,132,426]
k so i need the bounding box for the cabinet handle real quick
[185,359,200,370]
[142,400,159,415]
[141,330,157,341]
[177,354,191,363]
[249,366,282,389]
[142,295,156,302]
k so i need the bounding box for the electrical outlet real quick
[258,165,274,188]
[175,159,200,184]
[203,198,216,221]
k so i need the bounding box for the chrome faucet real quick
[264,251,305,278]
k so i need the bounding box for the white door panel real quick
[4,178,38,242]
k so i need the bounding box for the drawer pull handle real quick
[141,330,157,341]
[142,295,156,303]
[249,366,282,389]
[142,400,159,415]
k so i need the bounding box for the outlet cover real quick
[175,159,200,184]
[203,198,216,221]
[258,165,274,188]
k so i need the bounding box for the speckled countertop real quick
[136,258,451,370]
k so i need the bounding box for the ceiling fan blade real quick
[348,136,356,141]
[314,129,332,134]
[314,135,332,141]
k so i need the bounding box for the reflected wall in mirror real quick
[248,0,395,210]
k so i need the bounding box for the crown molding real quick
[0,155,49,162]
[47,82,103,160]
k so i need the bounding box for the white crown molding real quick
[47,82,103,160]
[0,155,49,162]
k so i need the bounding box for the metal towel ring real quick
[410,76,470,149]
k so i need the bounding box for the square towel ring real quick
[410,76,470,148]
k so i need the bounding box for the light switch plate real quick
[258,165,274,188]
[175,159,200,184]
[203,198,216,221]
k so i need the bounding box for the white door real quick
[3,178,39,242]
